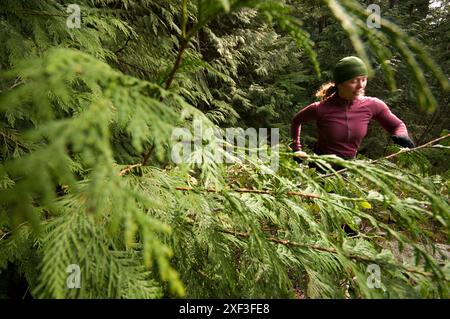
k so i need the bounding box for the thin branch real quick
[116,58,154,76]
[139,2,190,165]
[0,78,25,94]
[15,10,68,17]
[114,36,132,54]
[181,0,188,39]
[164,0,190,90]
[141,144,155,166]
[115,0,178,170]
[117,144,155,176]
[0,129,30,153]
[175,186,321,199]
[164,39,189,90]
[218,226,437,278]
[378,133,450,162]
[118,163,142,176]
[321,133,450,178]
[0,222,28,241]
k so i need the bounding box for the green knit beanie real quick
[333,56,368,84]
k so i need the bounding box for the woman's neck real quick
[337,91,363,101]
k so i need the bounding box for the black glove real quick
[392,135,415,148]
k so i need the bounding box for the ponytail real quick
[315,82,337,101]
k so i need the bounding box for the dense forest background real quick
[0,0,449,299]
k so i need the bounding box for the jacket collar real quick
[327,93,364,107]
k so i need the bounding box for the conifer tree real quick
[0,0,448,298]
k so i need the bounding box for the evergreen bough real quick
[0,0,448,299]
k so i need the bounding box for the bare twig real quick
[114,36,132,54]
[118,163,142,176]
[117,144,155,176]
[0,78,25,94]
[15,10,68,17]
[321,133,450,178]
[116,58,154,76]
[376,133,450,162]
[0,222,28,241]
[175,186,321,199]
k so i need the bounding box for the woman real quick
[291,56,414,164]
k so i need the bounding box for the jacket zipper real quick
[346,100,351,142]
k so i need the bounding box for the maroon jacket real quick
[291,94,409,158]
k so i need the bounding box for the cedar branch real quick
[218,226,438,278]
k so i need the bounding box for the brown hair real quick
[315,82,337,101]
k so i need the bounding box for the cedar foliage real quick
[0,0,449,298]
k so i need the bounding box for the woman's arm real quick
[371,99,415,148]
[291,102,319,151]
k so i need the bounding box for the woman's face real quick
[337,76,367,100]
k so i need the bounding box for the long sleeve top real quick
[291,94,409,159]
